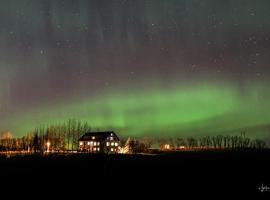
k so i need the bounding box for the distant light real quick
[80,141,83,146]
[106,142,110,147]
[46,141,51,152]
[164,144,170,150]
[92,136,95,140]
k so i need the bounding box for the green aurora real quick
[7,80,270,140]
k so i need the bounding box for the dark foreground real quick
[0,150,269,197]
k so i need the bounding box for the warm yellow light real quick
[80,141,83,146]
[106,142,110,146]
[46,141,51,153]
[164,144,170,149]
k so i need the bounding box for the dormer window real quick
[92,136,95,140]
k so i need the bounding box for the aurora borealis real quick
[1,0,270,141]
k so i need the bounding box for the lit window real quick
[79,142,83,146]
[97,147,100,151]
[106,142,110,146]
[94,142,96,146]
[110,137,113,141]
[164,144,170,149]
[111,142,114,146]
[87,142,90,145]
[97,142,100,146]
[110,148,114,152]
[93,147,96,151]
[92,136,95,140]
[90,141,93,145]
[115,142,118,146]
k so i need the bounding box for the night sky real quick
[1,0,270,140]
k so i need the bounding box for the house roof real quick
[79,131,120,141]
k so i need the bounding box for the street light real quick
[46,141,51,153]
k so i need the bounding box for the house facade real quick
[78,131,120,153]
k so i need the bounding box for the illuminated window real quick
[92,136,95,140]
[106,142,110,146]
[94,142,96,146]
[79,142,83,146]
[93,147,96,151]
[90,141,93,145]
[110,137,113,141]
[110,148,114,152]
[164,144,170,150]
[111,142,114,146]
[87,142,90,145]
[115,142,118,146]
[97,148,100,151]
[97,142,100,146]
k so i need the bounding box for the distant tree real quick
[253,139,266,149]
[33,133,39,153]
[124,138,137,153]
[187,137,197,148]
[176,138,186,148]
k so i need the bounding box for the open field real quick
[0,150,269,196]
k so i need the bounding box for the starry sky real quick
[1,0,270,140]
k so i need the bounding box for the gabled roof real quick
[79,131,120,141]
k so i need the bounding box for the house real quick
[78,131,120,153]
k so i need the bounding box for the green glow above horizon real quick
[9,81,270,139]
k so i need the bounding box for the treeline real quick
[0,119,91,153]
[122,132,268,153]
[156,132,267,150]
